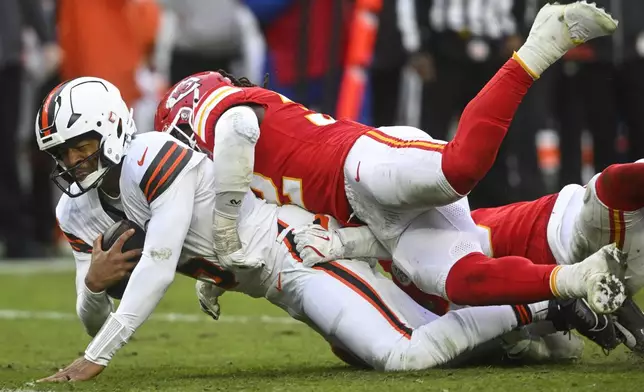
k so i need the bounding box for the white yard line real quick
[0,261,300,325]
[0,309,299,325]
[0,259,74,275]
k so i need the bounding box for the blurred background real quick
[2,0,644,259]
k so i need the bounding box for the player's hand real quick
[213,214,264,270]
[293,224,345,267]
[85,230,142,293]
[36,357,105,382]
[217,249,265,271]
[196,281,222,321]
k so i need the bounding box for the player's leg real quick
[443,2,617,196]
[569,164,644,264]
[298,259,545,371]
[344,2,618,238]
[391,205,626,313]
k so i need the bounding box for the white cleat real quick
[528,1,618,48]
[553,243,627,314]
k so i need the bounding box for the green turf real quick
[0,268,642,391]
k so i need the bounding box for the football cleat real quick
[613,298,644,356]
[553,243,627,314]
[547,298,622,352]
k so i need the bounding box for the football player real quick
[293,161,644,356]
[34,77,619,382]
[153,2,622,313]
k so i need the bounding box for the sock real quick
[527,300,550,323]
[509,302,551,329]
[596,163,644,211]
[441,58,533,195]
[444,252,557,305]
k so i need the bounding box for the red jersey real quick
[471,194,559,265]
[191,85,372,223]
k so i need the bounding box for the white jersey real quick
[56,186,124,336]
[120,131,288,299]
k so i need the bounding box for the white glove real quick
[217,249,265,271]
[196,280,222,321]
[214,214,264,270]
[292,224,346,267]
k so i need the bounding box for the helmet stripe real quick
[40,80,70,130]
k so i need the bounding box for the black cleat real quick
[613,297,644,355]
[547,298,622,352]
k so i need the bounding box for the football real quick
[101,219,146,299]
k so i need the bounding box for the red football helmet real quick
[154,71,232,151]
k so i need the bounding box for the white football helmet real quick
[35,77,137,197]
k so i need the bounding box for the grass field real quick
[1,261,644,392]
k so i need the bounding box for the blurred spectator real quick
[157,0,243,85]
[370,0,420,127]
[0,0,58,258]
[556,0,644,186]
[414,0,527,208]
[243,0,353,116]
[57,0,160,106]
[26,0,61,255]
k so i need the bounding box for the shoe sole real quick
[566,1,618,45]
[589,274,626,314]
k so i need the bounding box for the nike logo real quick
[355,161,361,182]
[137,147,149,166]
[311,234,330,241]
[276,272,282,292]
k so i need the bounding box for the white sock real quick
[551,264,584,299]
[515,27,573,78]
[528,300,551,322]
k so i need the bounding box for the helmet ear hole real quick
[116,119,123,138]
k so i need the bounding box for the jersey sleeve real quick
[56,197,93,254]
[56,197,113,336]
[191,85,244,149]
[84,139,201,366]
[138,140,197,204]
[121,133,205,226]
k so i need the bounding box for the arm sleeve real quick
[338,226,391,260]
[212,105,259,220]
[74,251,114,337]
[84,167,198,366]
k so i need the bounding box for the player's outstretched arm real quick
[36,169,200,384]
[212,105,263,269]
[85,168,198,366]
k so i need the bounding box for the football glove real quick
[196,280,223,321]
[293,224,345,267]
[213,214,264,270]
